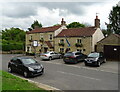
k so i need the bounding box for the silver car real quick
[40,51,62,60]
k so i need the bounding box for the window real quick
[40,35,43,39]
[49,34,53,41]
[75,52,81,55]
[77,49,82,52]
[27,47,30,52]
[60,39,64,43]
[60,48,64,52]
[77,39,81,43]
[30,36,32,40]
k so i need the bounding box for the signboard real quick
[33,40,38,47]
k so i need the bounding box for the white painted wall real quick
[54,25,67,36]
[92,28,104,51]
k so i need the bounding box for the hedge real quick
[2,43,24,51]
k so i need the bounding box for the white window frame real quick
[49,34,53,41]
[76,39,81,43]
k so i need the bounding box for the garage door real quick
[104,45,120,61]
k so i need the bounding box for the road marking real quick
[40,60,118,74]
[57,71,101,81]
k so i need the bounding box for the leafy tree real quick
[2,27,25,41]
[67,22,86,29]
[102,29,108,37]
[53,24,60,26]
[28,20,42,31]
[108,4,120,34]
[2,27,25,51]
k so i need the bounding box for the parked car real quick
[40,51,62,60]
[84,52,106,67]
[63,51,87,64]
[8,57,44,77]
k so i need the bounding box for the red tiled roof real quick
[56,27,96,37]
[45,41,53,48]
[114,34,120,38]
[27,25,61,34]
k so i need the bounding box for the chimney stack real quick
[61,18,66,25]
[95,15,100,28]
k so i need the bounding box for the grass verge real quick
[1,70,48,92]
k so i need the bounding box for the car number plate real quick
[87,62,92,63]
[37,70,41,72]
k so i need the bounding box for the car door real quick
[75,52,82,61]
[99,53,104,63]
[15,59,24,73]
[54,52,59,58]
[10,58,18,72]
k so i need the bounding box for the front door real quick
[44,47,48,53]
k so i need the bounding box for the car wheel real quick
[40,70,44,75]
[8,67,12,73]
[103,59,106,63]
[97,61,101,67]
[49,57,52,61]
[23,71,28,78]
[85,62,88,66]
[59,55,62,59]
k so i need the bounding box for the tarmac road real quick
[2,54,118,90]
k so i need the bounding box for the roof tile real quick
[27,25,61,34]
[56,27,96,37]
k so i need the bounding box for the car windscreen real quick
[43,52,50,54]
[88,53,99,58]
[64,52,74,56]
[21,58,37,64]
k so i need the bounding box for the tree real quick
[2,27,25,51]
[67,22,86,29]
[28,20,42,31]
[108,4,120,34]
[2,27,25,41]
[53,24,60,26]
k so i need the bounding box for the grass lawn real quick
[1,70,48,92]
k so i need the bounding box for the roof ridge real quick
[63,26,95,30]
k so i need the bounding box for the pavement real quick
[1,54,119,91]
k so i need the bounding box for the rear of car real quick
[40,52,50,60]
[40,51,62,60]
[63,51,87,64]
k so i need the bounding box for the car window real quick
[99,53,103,57]
[65,52,74,56]
[75,52,81,55]
[88,53,99,58]
[11,57,17,62]
[21,58,37,65]
[16,59,22,64]
[50,53,54,54]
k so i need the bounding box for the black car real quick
[8,57,44,77]
[63,51,87,64]
[84,52,106,67]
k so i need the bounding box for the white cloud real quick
[1,1,120,30]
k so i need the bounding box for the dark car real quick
[63,51,87,64]
[84,52,106,67]
[8,57,44,77]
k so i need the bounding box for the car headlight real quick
[40,64,44,68]
[28,67,34,71]
[94,58,98,61]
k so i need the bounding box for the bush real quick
[2,41,24,51]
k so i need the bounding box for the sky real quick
[0,0,120,31]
